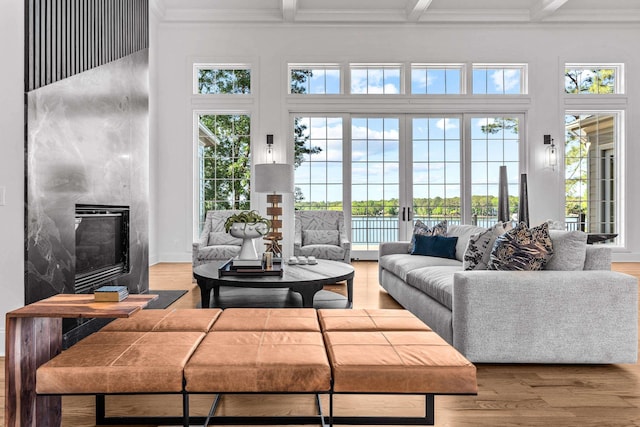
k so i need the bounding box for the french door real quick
[293,113,522,260]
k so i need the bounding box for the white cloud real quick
[436,118,458,131]
[491,69,520,92]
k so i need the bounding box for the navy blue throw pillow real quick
[411,234,458,259]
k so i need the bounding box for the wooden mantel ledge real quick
[6,293,158,319]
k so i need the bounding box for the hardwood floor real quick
[2,261,639,426]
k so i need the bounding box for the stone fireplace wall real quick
[26,49,149,304]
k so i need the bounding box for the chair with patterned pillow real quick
[294,210,351,263]
[193,210,243,268]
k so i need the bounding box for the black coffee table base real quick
[201,287,351,309]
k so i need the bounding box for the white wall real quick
[0,0,26,355]
[151,22,640,263]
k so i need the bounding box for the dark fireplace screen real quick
[74,205,130,293]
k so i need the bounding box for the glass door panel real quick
[351,117,401,255]
[410,117,462,236]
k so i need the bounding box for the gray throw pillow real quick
[488,222,554,271]
[410,220,447,251]
[303,230,340,246]
[463,223,506,270]
[544,230,588,271]
[447,224,488,262]
[209,231,242,246]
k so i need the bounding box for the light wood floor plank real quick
[1,261,638,426]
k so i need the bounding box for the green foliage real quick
[295,195,519,217]
[223,210,271,234]
[198,69,251,94]
[481,118,519,135]
[564,68,615,94]
[199,114,251,212]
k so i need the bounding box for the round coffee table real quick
[193,259,354,309]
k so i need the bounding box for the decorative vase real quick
[497,165,510,223]
[229,222,269,260]
[518,173,529,226]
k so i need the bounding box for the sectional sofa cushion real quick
[405,266,460,309]
[379,254,462,281]
[411,234,458,259]
[545,230,588,271]
[446,224,487,262]
[488,222,554,271]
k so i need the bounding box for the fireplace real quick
[75,204,130,293]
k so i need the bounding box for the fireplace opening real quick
[74,204,130,293]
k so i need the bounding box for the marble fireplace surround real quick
[25,50,149,344]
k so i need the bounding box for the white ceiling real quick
[154,0,640,24]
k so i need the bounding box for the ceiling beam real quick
[530,0,569,21]
[282,0,297,22]
[407,0,433,22]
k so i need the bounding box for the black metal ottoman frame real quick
[89,389,476,426]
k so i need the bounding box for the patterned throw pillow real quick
[302,230,340,246]
[410,220,447,250]
[463,223,506,270]
[487,222,554,271]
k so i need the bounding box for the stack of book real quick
[94,285,129,302]
[231,257,262,269]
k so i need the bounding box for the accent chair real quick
[193,210,243,268]
[294,210,351,263]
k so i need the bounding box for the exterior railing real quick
[350,215,587,244]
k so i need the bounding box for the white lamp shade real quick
[254,163,294,193]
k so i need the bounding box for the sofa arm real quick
[452,270,638,364]
[583,246,611,270]
[379,241,411,257]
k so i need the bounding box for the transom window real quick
[194,64,251,94]
[411,64,463,95]
[472,64,527,95]
[289,64,341,94]
[564,64,623,94]
[350,64,402,94]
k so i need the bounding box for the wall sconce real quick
[544,134,557,170]
[266,134,274,163]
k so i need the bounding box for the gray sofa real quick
[378,225,638,364]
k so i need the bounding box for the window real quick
[472,64,527,95]
[350,64,402,94]
[194,64,251,94]
[289,64,341,94]
[411,64,463,94]
[565,113,619,237]
[412,117,462,225]
[470,117,521,225]
[196,114,251,231]
[564,64,623,94]
[293,116,343,210]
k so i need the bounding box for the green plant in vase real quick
[224,210,271,259]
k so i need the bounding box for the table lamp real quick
[255,163,294,256]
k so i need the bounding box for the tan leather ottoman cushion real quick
[102,308,222,332]
[324,330,477,394]
[318,309,431,332]
[184,331,331,393]
[36,331,205,394]
[211,308,320,332]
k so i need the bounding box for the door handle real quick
[402,207,406,221]
[407,207,412,221]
